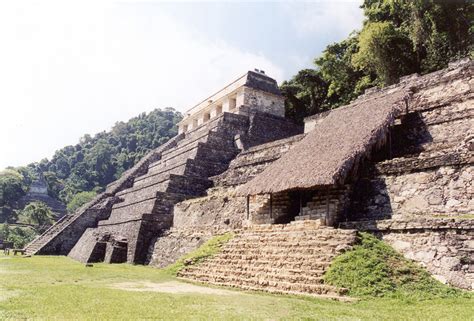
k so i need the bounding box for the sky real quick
[0,0,363,170]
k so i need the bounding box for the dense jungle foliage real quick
[283,0,473,123]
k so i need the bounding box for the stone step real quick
[179,274,346,296]
[242,229,355,237]
[179,277,352,301]
[243,223,350,232]
[187,264,327,279]
[220,247,335,257]
[295,215,326,222]
[231,235,356,244]
[229,236,353,245]
[215,250,333,261]
[201,258,333,271]
[212,249,335,261]
[180,269,325,285]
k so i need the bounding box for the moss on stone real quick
[324,232,470,299]
[164,232,234,276]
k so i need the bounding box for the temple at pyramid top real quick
[178,70,285,134]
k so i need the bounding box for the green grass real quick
[1,254,473,320]
[164,232,234,276]
[324,233,471,299]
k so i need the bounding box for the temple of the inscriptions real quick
[24,60,474,297]
[177,69,285,134]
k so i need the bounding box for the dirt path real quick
[111,280,239,296]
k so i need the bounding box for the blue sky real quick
[0,0,363,169]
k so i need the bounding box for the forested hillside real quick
[1,108,182,224]
[282,0,473,123]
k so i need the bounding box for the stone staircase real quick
[178,221,358,299]
[104,118,244,224]
[24,214,76,255]
[23,134,185,256]
[68,114,249,264]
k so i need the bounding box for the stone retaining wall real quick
[147,229,215,267]
[353,164,473,220]
[341,218,474,289]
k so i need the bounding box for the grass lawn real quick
[0,255,473,320]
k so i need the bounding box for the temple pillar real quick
[222,98,230,113]
[210,106,218,118]
[197,114,205,126]
[236,88,245,109]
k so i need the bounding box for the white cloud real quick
[0,1,283,169]
[285,1,363,37]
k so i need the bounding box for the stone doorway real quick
[106,241,128,264]
[88,242,106,263]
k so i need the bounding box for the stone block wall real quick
[173,187,246,231]
[147,229,215,267]
[359,165,472,220]
[296,187,351,226]
[241,87,285,118]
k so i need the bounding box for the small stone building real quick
[17,174,67,218]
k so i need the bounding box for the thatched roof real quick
[237,89,409,195]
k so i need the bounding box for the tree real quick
[281,70,329,123]
[29,108,182,205]
[0,169,26,207]
[315,35,371,106]
[360,0,473,73]
[19,202,54,232]
[1,224,37,248]
[67,191,97,213]
[43,171,64,200]
[280,81,307,124]
[352,21,417,85]
[293,69,328,114]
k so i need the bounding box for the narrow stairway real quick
[24,214,76,255]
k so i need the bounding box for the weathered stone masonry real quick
[25,61,473,296]
[342,59,474,289]
[26,71,302,266]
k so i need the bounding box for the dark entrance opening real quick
[88,242,106,263]
[109,242,128,264]
[273,190,313,224]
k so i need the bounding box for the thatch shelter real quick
[238,89,409,196]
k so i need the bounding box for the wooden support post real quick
[326,189,330,218]
[299,192,303,216]
[388,130,392,159]
[269,193,273,219]
[246,195,250,220]
[326,187,332,225]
